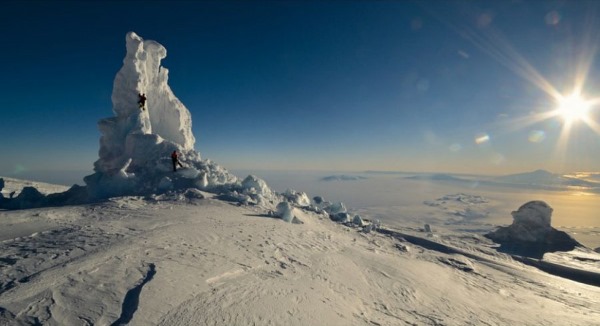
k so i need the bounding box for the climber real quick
[171,150,184,172]
[138,93,147,110]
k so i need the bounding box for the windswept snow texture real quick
[1,191,599,325]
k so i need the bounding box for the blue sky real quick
[1,0,599,185]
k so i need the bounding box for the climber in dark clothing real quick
[138,93,147,110]
[171,151,184,172]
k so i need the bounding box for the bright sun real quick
[555,94,591,123]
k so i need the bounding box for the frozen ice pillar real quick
[111,31,195,150]
[94,31,196,174]
[85,32,204,197]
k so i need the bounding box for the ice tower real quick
[84,32,234,197]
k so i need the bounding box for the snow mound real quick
[241,175,273,199]
[486,201,583,258]
[217,175,280,207]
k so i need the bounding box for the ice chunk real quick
[331,212,350,223]
[283,189,311,206]
[82,32,246,199]
[241,175,273,198]
[326,202,347,215]
[276,202,295,223]
[485,201,582,258]
[353,215,365,226]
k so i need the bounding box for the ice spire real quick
[93,32,197,176]
[85,32,207,198]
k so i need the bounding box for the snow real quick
[241,175,274,200]
[2,31,600,325]
[1,191,599,325]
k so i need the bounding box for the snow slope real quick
[1,191,599,325]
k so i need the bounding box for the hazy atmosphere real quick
[2,0,600,186]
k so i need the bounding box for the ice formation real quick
[84,32,238,199]
[486,201,582,258]
[352,215,365,226]
[276,201,295,223]
[282,189,311,206]
[0,32,330,214]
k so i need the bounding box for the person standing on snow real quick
[138,93,147,110]
[171,150,184,172]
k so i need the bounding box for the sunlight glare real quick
[555,94,591,123]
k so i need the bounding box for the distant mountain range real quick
[321,175,368,182]
[363,169,600,191]
[404,174,467,182]
[493,169,600,188]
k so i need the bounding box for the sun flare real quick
[555,94,591,123]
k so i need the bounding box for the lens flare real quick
[423,2,600,169]
[555,93,591,123]
[528,130,546,143]
[475,133,490,145]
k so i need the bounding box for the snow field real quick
[1,193,599,325]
